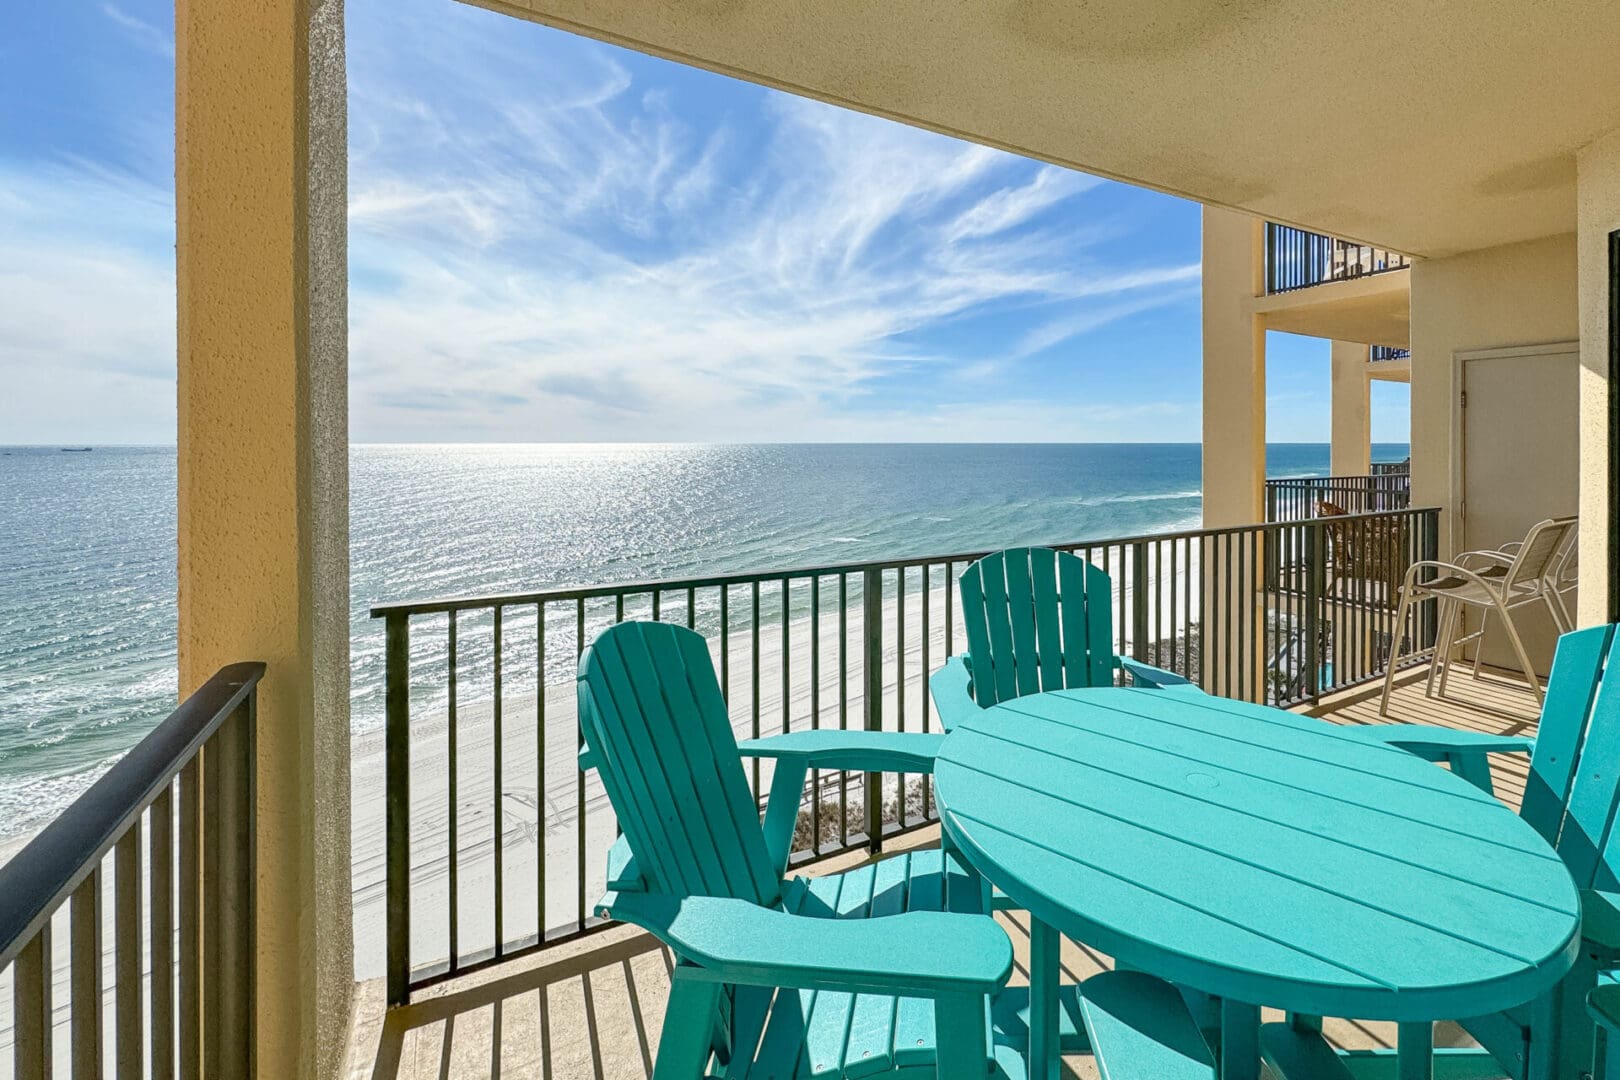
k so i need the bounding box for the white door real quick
[1460,344,1579,675]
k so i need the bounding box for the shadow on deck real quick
[344,664,1542,1080]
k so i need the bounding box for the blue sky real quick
[1,0,1408,444]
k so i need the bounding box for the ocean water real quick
[0,441,1406,844]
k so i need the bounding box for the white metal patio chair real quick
[1378,516,1577,715]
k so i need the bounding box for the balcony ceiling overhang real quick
[476,0,1620,259]
[1256,270,1410,347]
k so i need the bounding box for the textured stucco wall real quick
[1576,125,1620,626]
[1329,341,1371,477]
[1407,233,1579,559]
[175,0,352,1074]
[1201,206,1266,528]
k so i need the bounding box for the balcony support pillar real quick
[1201,207,1267,527]
[1577,125,1620,627]
[1330,340,1372,478]
[1201,207,1268,697]
[175,0,352,1076]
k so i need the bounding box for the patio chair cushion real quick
[743,847,996,1078]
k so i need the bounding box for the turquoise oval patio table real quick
[932,686,1581,1080]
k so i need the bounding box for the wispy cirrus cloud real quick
[1,0,1205,443]
[101,3,173,59]
[346,0,1202,440]
[0,165,178,441]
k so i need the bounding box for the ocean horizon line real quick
[1,438,1410,449]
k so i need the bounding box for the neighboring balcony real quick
[1264,223,1411,294]
[1265,469,1412,522]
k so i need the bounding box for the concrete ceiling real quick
[473,0,1620,258]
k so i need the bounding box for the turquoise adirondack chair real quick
[931,547,1196,732]
[578,621,1016,1080]
[1266,623,1620,1080]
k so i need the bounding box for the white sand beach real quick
[349,556,1202,981]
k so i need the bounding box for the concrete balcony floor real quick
[343,663,1542,1080]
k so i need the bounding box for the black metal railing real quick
[371,507,1439,1003]
[0,663,262,1080]
[1266,472,1412,522]
[1265,223,1410,293]
[1370,345,1411,362]
[1371,461,1410,476]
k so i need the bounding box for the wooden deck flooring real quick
[344,664,1544,1080]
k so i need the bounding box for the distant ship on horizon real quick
[60,447,93,452]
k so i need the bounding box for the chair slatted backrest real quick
[1519,624,1620,890]
[1504,517,1578,592]
[578,621,780,907]
[958,547,1113,708]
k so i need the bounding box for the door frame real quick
[1450,341,1580,559]
[1608,229,1620,623]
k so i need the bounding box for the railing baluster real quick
[151,784,175,1080]
[839,574,849,849]
[921,565,932,818]
[535,602,546,943]
[751,582,761,795]
[447,611,459,970]
[720,585,730,705]
[203,732,220,1075]
[70,867,102,1080]
[116,824,144,1078]
[178,756,202,1080]
[575,599,586,935]
[13,924,51,1080]
[810,575,821,853]
[896,566,907,829]
[493,605,504,959]
[384,613,411,1006]
[781,578,791,739]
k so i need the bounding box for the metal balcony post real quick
[863,568,884,854]
[385,613,412,1005]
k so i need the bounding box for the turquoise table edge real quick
[932,686,1583,1025]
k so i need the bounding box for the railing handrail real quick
[0,662,264,970]
[368,507,1443,619]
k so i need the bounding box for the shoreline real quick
[348,580,968,979]
[0,566,1199,985]
[349,559,1200,980]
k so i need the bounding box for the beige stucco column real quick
[1577,126,1620,628]
[1330,340,1371,477]
[175,0,352,1075]
[1199,207,1268,697]
[1202,207,1267,526]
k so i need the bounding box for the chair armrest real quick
[1345,725,1535,758]
[738,731,944,774]
[1590,983,1620,1033]
[1401,560,1499,592]
[929,655,982,732]
[596,889,1012,997]
[605,833,644,891]
[1116,656,1199,690]
[744,731,944,871]
[1456,548,1515,568]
